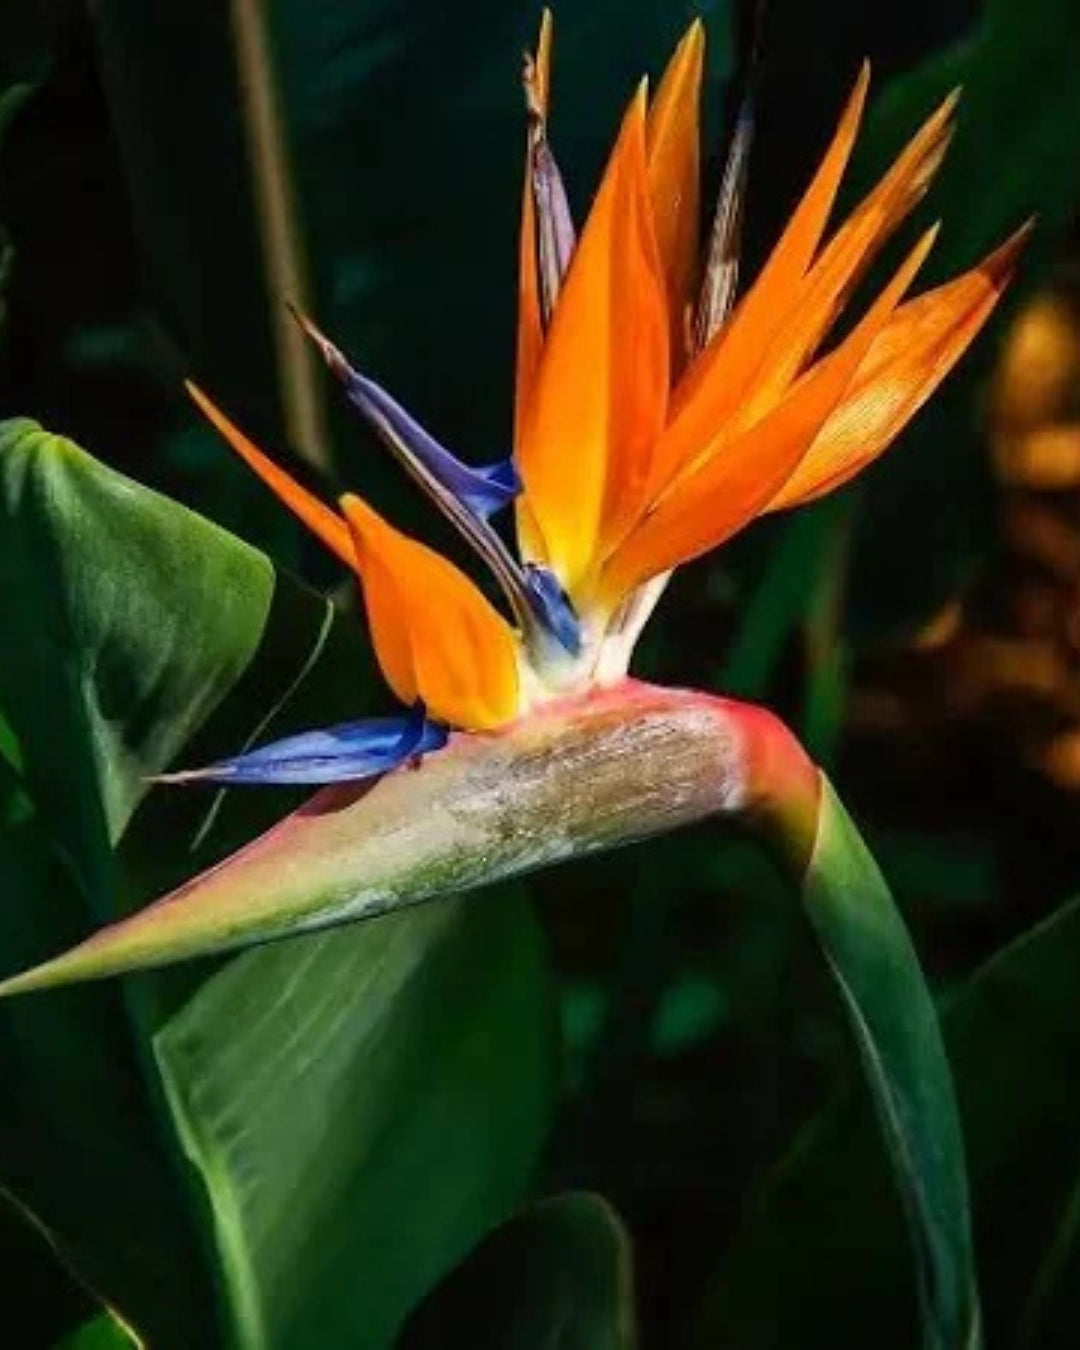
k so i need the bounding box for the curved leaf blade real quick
[0,418,553,1350]
[54,1312,140,1349]
[706,779,980,1350]
[803,779,979,1350]
[402,1192,636,1350]
[708,879,1080,1349]
[155,892,555,1350]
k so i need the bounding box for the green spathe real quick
[0,681,772,993]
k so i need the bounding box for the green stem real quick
[800,777,981,1350]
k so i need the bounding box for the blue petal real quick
[477,458,522,496]
[347,371,519,517]
[290,308,518,520]
[524,564,582,657]
[157,708,448,786]
[290,307,569,665]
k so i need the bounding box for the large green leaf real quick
[0,417,279,1343]
[54,1312,139,1349]
[0,419,555,1346]
[0,417,275,859]
[157,893,553,1350]
[707,884,1080,1350]
[402,1193,636,1350]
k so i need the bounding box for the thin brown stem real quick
[229,0,332,471]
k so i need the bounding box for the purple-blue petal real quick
[158,710,448,786]
[346,371,518,518]
[524,564,582,657]
[290,306,519,519]
[291,307,555,655]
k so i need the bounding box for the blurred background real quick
[2,0,1080,1345]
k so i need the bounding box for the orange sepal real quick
[768,223,1031,511]
[599,223,939,603]
[729,89,959,431]
[667,63,871,435]
[646,19,704,357]
[186,381,355,568]
[341,495,521,731]
[517,84,669,593]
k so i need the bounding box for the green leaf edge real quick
[804,776,980,1350]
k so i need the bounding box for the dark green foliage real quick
[403,1193,636,1350]
[0,421,555,1346]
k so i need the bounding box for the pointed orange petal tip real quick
[646,16,705,344]
[845,60,871,131]
[524,8,554,116]
[517,71,667,592]
[919,218,942,259]
[185,380,355,567]
[632,75,650,118]
[941,85,963,117]
[660,17,705,80]
[538,5,553,51]
[338,490,379,554]
[981,217,1035,283]
[340,495,521,732]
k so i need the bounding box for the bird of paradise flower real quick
[0,32,1025,1341]
[162,11,1025,789]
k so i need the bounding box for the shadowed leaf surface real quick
[700,780,979,1349]
[402,1192,636,1350]
[54,1311,139,1349]
[157,894,555,1350]
[703,856,1080,1347]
